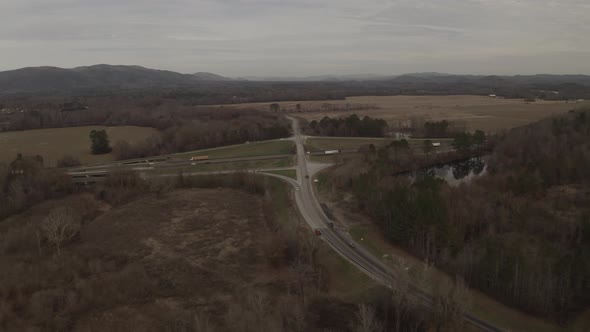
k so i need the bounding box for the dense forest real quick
[303,114,388,137]
[336,109,590,322]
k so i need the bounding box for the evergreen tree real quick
[90,129,112,154]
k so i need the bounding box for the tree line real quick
[0,96,289,134]
[0,95,292,161]
[112,108,290,160]
[304,114,388,137]
[268,102,378,113]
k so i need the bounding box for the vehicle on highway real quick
[315,229,321,236]
[348,240,355,248]
[324,149,340,155]
[432,142,441,147]
[190,155,209,161]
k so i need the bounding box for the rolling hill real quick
[1,65,589,100]
[0,65,229,93]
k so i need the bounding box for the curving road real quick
[63,117,503,331]
[281,116,503,332]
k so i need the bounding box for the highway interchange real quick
[67,117,503,332]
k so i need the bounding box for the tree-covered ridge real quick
[350,109,590,322]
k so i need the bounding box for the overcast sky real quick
[1,0,589,76]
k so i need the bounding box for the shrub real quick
[56,155,82,168]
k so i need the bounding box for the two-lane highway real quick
[62,117,503,331]
[284,116,503,332]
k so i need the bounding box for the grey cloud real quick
[0,0,588,76]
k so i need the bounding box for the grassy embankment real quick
[170,140,296,171]
[265,176,377,300]
[175,140,294,159]
[263,169,297,180]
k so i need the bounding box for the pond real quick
[410,156,488,186]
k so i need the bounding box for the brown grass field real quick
[215,95,590,133]
[0,189,280,330]
[0,184,376,331]
[0,125,158,166]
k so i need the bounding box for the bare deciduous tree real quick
[192,313,213,332]
[149,177,174,198]
[354,303,383,332]
[432,276,472,332]
[388,258,418,332]
[40,207,80,256]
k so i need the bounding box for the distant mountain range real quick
[0,64,589,94]
[0,65,230,93]
[391,73,590,86]
[237,74,396,82]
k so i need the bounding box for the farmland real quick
[0,126,158,166]
[214,95,590,133]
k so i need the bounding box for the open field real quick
[0,189,280,330]
[0,126,158,166]
[172,139,294,159]
[216,95,590,133]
